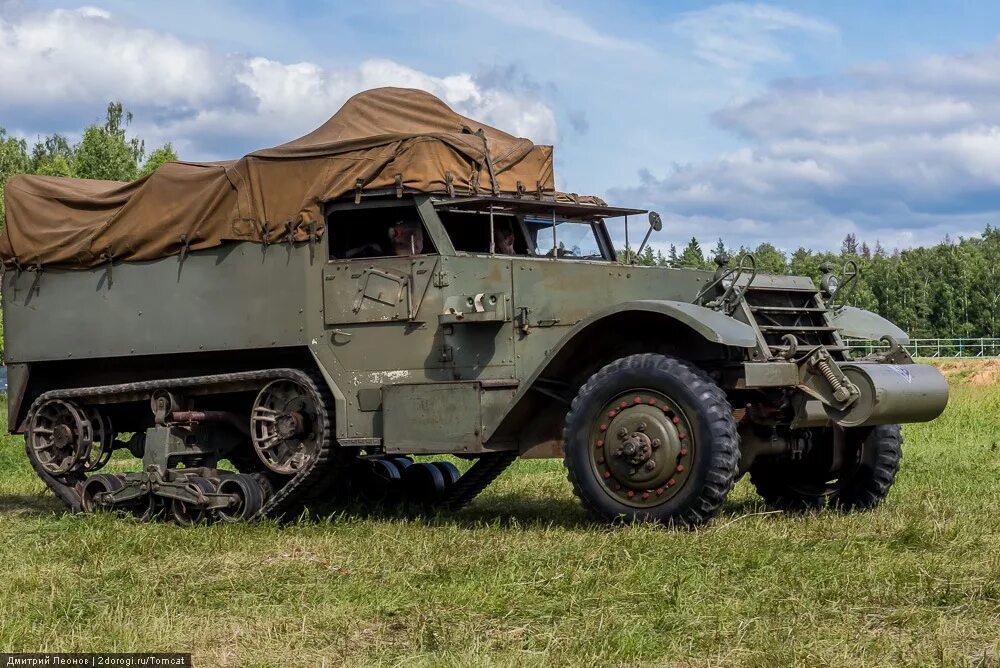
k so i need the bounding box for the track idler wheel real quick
[80,473,125,513]
[217,474,266,522]
[169,477,216,526]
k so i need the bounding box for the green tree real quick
[0,128,31,228]
[31,133,74,175]
[139,143,179,178]
[73,102,145,181]
[678,237,706,268]
[751,242,787,274]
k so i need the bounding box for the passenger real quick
[388,220,424,255]
[493,220,516,255]
[344,220,424,258]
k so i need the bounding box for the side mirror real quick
[634,210,662,259]
[648,211,663,232]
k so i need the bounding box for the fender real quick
[526,299,757,379]
[484,300,755,443]
[828,306,909,344]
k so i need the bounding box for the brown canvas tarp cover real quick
[0,87,557,268]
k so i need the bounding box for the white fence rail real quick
[847,338,1000,358]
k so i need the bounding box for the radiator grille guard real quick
[740,285,849,361]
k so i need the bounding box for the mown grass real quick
[1,373,999,667]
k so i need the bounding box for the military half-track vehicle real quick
[0,88,948,526]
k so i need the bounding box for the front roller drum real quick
[563,353,740,526]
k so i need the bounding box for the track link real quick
[442,451,518,510]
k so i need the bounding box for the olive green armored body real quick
[0,89,949,525]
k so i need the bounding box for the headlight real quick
[822,274,839,297]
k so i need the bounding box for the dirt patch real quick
[929,359,1000,386]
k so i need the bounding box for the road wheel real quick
[563,353,739,526]
[169,477,216,526]
[80,473,125,513]
[750,424,902,512]
[217,474,266,522]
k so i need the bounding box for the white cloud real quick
[0,6,559,158]
[448,0,641,52]
[672,3,837,69]
[612,38,1000,252]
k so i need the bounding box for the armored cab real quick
[0,88,948,525]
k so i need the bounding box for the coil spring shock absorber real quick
[808,351,859,406]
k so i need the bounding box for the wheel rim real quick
[250,380,323,474]
[28,400,93,475]
[588,390,695,508]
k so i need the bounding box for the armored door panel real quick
[322,257,437,325]
[435,256,516,374]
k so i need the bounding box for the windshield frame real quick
[431,199,625,262]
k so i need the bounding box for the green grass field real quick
[1,372,998,667]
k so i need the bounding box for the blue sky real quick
[3,0,1000,253]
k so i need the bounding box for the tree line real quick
[629,232,1000,339]
[2,102,999,340]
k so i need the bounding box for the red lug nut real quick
[656,487,664,496]
[676,464,684,473]
[602,471,611,479]
[599,423,608,432]
[596,439,604,448]
[667,478,676,487]
[679,448,688,456]
[672,416,680,424]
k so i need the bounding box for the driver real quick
[493,219,516,255]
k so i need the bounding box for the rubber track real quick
[442,451,518,511]
[21,368,337,520]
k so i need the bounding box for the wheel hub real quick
[275,412,304,439]
[591,394,693,507]
[51,424,74,449]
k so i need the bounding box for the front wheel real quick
[750,424,902,512]
[563,354,739,526]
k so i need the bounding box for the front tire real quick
[563,354,739,526]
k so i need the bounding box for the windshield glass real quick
[524,219,605,260]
